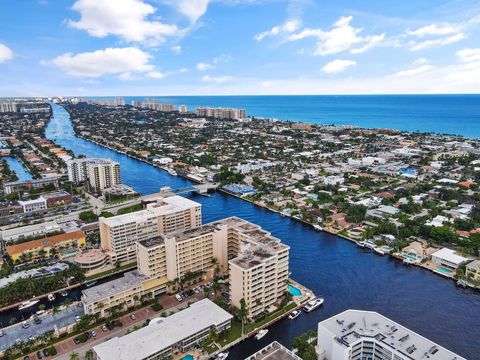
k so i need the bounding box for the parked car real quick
[22,321,30,329]
[73,338,81,345]
[85,331,92,339]
[75,315,81,323]
[0,329,5,337]
[36,351,43,359]
[23,356,30,360]
[91,330,97,337]
[101,325,108,332]
[43,348,50,356]
[130,314,136,320]
[34,317,42,325]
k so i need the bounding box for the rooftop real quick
[319,309,465,360]
[245,342,301,360]
[82,270,148,305]
[431,248,468,265]
[93,299,233,360]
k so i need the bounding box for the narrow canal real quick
[3,157,32,181]
[44,103,480,359]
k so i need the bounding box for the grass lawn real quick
[245,302,296,333]
[221,320,243,345]
[117,203,143,215]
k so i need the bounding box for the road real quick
[0,304,84,352]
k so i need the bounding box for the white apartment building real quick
[316,309,465,360]
[67,158,121,191]
[18,197,47,213]
[93,299,233,360]
[100,196,202,263]
[179,104,188,113]
[0,102,18,112]
[195,107,246,120]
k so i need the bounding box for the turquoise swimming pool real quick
[181,355,194,360]
[436,266,453,274]
[288,284,302,296]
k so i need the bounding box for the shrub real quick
[151,303,163,312]
[48,346,58,356]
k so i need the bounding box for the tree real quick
[84,349,94,360]
[70,352,80,360]
[238,298,249,335]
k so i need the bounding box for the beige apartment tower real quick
[100,195,202,263]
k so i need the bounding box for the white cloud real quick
[321,59,356,74]
[407,23,462,37]
[197,62,215,71]
[162,0,210,24]
[68,0,182,45]
[179,67,189,73]
[202,75,232,83]
[146,71,166,79]
[0,43,13,63]
[393,64,433,77]
[50,47,154,77]
[171,45,182,54]
[456,48,480,62]
[254,19,301,41]
[413,57,429,66]
[286,16,384,56]
[410,33,465,51]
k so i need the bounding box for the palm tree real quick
[70,351,80,360]
[84,349,94,360]
[238,298,249,336]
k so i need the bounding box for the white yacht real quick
[288,310,301,320]
[255,329,268,340]
[313,224,323,231]
[166,168,177,176]
[303,298,324,313]
[18,300,40,310]
[216,351,229,360]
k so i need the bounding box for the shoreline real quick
[73,134,479,292]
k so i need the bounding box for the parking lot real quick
[0,304,84,352]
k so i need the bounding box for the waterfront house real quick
[431,248,468,271]
[465,260,480,281]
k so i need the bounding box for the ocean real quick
[122,94,480,138]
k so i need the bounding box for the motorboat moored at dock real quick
[303,298,324,312]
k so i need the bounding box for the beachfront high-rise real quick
[316,309,466,360]
[67,158,121,191]
[195,107,246,120]
[99,195,202,263]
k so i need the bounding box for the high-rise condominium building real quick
[99,195,202,263]
[136,216,289,318]
[195,107,246,120]
[0,101,18,112]
[179,104,188,113]
[67,158,121,191]
[316,309,466,360]
[83,216,289,318]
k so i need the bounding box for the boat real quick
[357,241,366,248]
[60,290,68,297]
[362,240,376,250]
[86,280,97,287]
[166,168,177,176]
[18,300,40,310]
[374,247,386,255]
[313,224,323,231]
[288,310,301,320]
[215,351,229,360]
[47,294,55,301]
[303,298,324,313]
[255,329,268,340]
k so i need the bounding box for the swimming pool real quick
[288,284,302,296]
[436,266,453,274]
[181,355,194,360]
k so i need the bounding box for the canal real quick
[44,103,479,359]
[3,157,32,181]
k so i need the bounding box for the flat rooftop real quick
[147,195,201,215]
[245,342,301,360]
[320,309,466,360]
[100,209,154,227]
[93,299,233,360]
[137,235,165,248]
[81,270,148,305]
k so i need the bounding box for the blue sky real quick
[0,0,479,96]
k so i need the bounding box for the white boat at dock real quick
[215,351,229,359]
[359,240,376,250]
[303,298,324,312]
[255,329,269,340]
[374,247,386,255]
[18,299,40,310]
[166,168,177,176]
[47,293,55,301]
[288,310,301,320]
[313,224,323,231]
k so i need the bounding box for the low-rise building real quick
[42,191,73,207]
[316,309,466,360]
[431,248,468,270]
[465,259,480,281]
[0,201,23,218]
[3,177,60,194]
[5,230,86,262]
[93,299,233,360]
[18,197,47,213]
[0,220,62,243]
